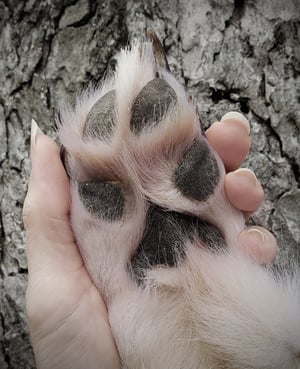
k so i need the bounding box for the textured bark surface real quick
[0,0,299,367]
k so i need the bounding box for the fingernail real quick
[231,168,260,188]
[31,119,43,147]
[221,111,250,135]
[238,227,277,265]
[244,228,267,244]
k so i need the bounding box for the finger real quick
[23,120,82,275]
[238,226,278,265]
[224,168,264,214]
[206,112,251,172]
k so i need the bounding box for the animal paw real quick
[58,32,300,369]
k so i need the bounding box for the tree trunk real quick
[0,0,299,367]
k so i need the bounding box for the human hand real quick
[23,121,121,369]
[23,112,277,369]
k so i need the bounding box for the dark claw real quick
[147,29,170,72]
[60,145,71,178]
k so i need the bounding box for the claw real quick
[60,145,71,178]
[147,29,170,72]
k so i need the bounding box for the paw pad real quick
[174,139,220,201]
[130,78,177,134]
[83,89,116,140]
[78,181,124,221]
[130,206,226,283]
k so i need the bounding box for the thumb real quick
[23,120,83,276]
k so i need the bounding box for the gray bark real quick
[0,0,299,367]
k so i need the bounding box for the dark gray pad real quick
[130,206,225,283]
[130,79,177,134]
[83,90,116,140]
[174,140,220,201]
[78,180,124,221]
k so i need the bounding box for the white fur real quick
[58,39,300,369]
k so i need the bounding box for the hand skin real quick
[23,114,277,369]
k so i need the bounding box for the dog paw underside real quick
[58,32,300,369]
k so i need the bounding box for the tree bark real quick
[0,0,299,367]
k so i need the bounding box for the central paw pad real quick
[130,206,226,283]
